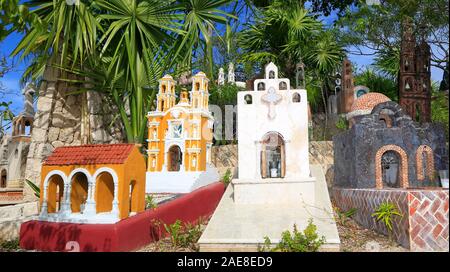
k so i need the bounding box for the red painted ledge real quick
[19,182,226,252]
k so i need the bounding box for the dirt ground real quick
[135,211,408,252]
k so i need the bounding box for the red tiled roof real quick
[43,144,136,166]
[350,92,391,112]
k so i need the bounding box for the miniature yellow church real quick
[146,72,219,193]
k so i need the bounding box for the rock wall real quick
[211,141,334,180]
[0,201,38,242]
[24,67,124,201]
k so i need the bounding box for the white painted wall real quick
[237,63,311,181]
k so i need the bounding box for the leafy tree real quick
[354,68,398,101]
[336,0,449,77]
[431,82,449,140]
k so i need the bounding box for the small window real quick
[195,82,200,91]
[244,94,253,104]
[257,82,265,91]
[269,71,275,79]
[292,93,301,103]
[279,81,287,90]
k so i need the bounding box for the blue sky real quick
[0,2,445,116]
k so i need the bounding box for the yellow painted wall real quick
[40,145,146,220]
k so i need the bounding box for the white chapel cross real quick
[261,87,282,119]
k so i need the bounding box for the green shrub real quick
[335,116,348,130]
[145,195,158,209]
[334,207,357,226]
[0,239,20,252]
[260,219,325,252]
[221,168,232,186]
[163,219,205,251]
[371,202,402,232]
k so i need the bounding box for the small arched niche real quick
[269,71,275,79]
[292,93,301,103]
[46,174,64,213]
[279,81,287,90]
[1,169,7,188]
[70,172,89,213]
[244,94,253,104]
[257,82,265,91]
[379,108,395,128]
[95,171,115,213]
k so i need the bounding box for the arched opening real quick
[47,175,64,213]
[129,180,138,215]
[260,132,285,179]
[162,84,166,93]
[269,71,275,79]
[24,120,32,135]
[292,93,301,103]
[244,94,252,104]
[375,145,409,189]
[257,82,265,91]
[381,151,401,188]
[416,145,435,182]
[70,172,89,213]
[405,78,413,91]
[195,82,200,91]
[378,108,395,128]
[404,59,410,72]
[95,172,115,213]
[1,169,7,188]
[279,81,287,90]
[356,89,367,98]
[168,145,182,171]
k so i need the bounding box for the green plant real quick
[25,179,40,198]
[371,202,402,232]
[335,116,348,130]
[260,219,325,252]
[221,168,232,186]
[164,220,183,247]
[145,195,157,209]
[163,219,205,251]
[0,238,20,252]
[334,207,357,226]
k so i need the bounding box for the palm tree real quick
[9,0,235,144]
[238,1,344,140]
[173,0,236,80]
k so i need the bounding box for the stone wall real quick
[332,187,449,251]
[0,201,38,242]
[211,141,334,179]
[24,67,124,201]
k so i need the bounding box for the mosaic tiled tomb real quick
[332,188,449,251]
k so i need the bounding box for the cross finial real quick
[261,87,282,119]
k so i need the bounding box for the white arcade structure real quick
[198,62,340,251]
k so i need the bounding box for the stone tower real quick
[399,19,432,123]
[339,58,355,114]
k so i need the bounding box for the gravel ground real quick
[332,203,408,252]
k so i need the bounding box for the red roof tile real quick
[43,144,136,166]
[350,92,391,112]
